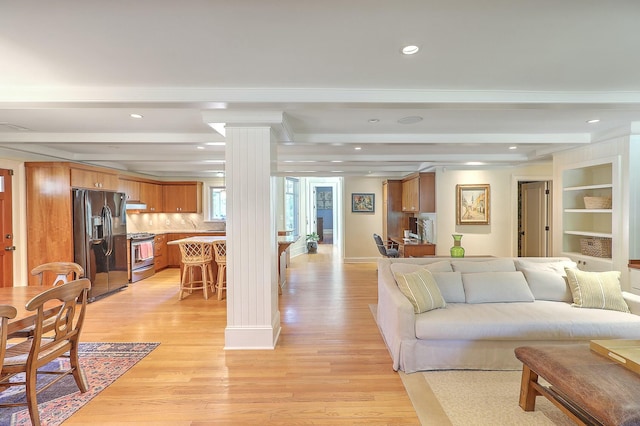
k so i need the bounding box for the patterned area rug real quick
[1,342,159,426]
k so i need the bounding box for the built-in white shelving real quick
[561,160,615,266]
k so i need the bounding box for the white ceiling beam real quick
[4,87,640,104]
[0,133,221,143]
[294,133,592,144]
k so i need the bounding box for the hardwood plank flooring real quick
[66,244,420,425]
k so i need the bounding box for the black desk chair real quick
[373,233,400,258]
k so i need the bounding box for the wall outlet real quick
[148,220,153,226]
[181,220,186,225]
[165,220,170,226]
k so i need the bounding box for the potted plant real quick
[306,232,320,253]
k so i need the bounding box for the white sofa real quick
[377,256,640,373]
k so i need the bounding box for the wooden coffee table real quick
[515,343,640,426]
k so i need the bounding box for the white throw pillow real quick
[515,259,578,275]
[522,269,572,302]
[565,268,630,313]
[394,269,446,313]
[431,272,465,303]
[390,261,453,277]
[423,261,454,272]
[462,271,535,303]
[451,259,516,273]
[390,263,424,276]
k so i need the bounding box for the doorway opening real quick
[307,178,342,251]
[518,180,552,257]
[315,186,333,244]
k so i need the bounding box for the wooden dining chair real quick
[212,240,227,301]
[31,261,85,286]
[0,304,18,368]
[8,262,85,339]
[0,279,91,426]
[178,241,215,300]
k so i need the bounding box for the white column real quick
[224,125,280,349]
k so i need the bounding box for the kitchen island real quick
[167,236,226,292]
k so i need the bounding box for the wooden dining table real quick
[0,285,58,335]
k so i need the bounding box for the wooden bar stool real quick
[212,240,227,301]
[177,241,215,300]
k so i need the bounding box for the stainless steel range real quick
[128,232,155,282]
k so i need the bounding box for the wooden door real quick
[521,181,551,257]
[0,169,14,287]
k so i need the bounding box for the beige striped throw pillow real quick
[565,268,629,313]
[394,268,446,313]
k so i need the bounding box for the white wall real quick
[435,164,552,258]
[343,176,386,261]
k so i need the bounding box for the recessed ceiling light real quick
[204,160,225,163]
[509,146,518,150]
[216,172,225,177]
[130,113,143,119]
[466,162,484,166]
[197,146,205,150]
[331,170,343,173]
[368,118,380,123]
[331,160,343,163]
[206,142,226,146]
[401,45,420,55]
[354,146,362,150]
[398,116,423,124]
[586,118,601,124]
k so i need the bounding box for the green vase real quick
[450,234,465,258]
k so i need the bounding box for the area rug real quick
[368,304,574,425]
[1,342,159,426]
[405,370,576,426]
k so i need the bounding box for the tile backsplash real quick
[126,212,225,234]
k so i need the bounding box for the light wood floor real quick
[66,244,420,425]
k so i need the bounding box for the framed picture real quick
[456,184,490,225]
[351,193,375,213]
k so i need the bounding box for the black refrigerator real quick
[73,189,128,301]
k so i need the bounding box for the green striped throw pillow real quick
[565,268,629,313]
[394,268,446,314]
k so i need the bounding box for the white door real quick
[521,181,551,257]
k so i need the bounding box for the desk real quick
[389,237,436,258]
[0,286,56,335]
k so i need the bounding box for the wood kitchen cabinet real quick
[401,172,436,213]
[401,175,420,212]
[139,182,163,212]
[163,182,202,213]
[71,167,119,191]
[382,180,406,240]
[25,163,75,285]
[154,234,168,271]
[119,178,140,201]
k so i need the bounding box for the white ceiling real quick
[1,0,640,178]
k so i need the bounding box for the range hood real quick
[126,201,147,210]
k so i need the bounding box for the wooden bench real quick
[515,344,640,426]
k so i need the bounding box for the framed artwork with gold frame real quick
[456,184,490,225]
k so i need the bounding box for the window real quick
[284,177,299,235]
[208,186,226,220]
